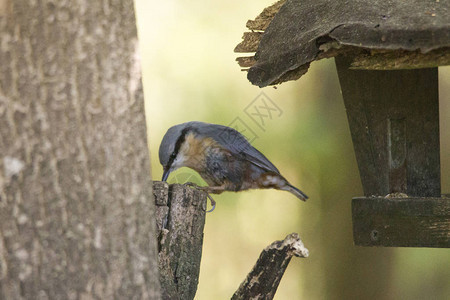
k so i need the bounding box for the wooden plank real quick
[388,118,407,193]
[352,197,450,247]
[335,56,440,197]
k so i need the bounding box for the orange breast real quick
[179,133,220,171]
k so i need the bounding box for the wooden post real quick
[154,182,207,300]
[335,55,450,248]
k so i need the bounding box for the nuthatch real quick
[159,121,308,207]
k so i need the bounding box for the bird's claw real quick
[183,182,200,188]
[183,182,216,213]
[205,194,216,213]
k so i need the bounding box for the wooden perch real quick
[232,233,309,300]
[353,197,450,247]
[153,182,207,300]
[154,183,309,299]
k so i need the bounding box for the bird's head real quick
[159,122,193,181]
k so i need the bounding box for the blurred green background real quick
[135,0,450,299]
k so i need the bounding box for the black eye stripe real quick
[167,127,190,167]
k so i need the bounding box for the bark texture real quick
[0,0,160,299]
[154,182,207,300]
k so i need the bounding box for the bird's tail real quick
[282,184,308,201]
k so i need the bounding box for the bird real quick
[159,121,308,208]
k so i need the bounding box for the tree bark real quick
[0,0,160,299]
[154,182,207,300]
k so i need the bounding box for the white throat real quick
[171,153,187,170]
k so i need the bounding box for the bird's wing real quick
[194,122,280,174]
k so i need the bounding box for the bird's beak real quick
[162,168,171,181]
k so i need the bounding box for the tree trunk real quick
[0,0,160,299]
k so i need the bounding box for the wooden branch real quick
[153,182,207,300]
[232,233,309,300]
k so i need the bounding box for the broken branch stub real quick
[232,233,309,300]
[153,182,207,300]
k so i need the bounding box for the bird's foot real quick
[183,182,201,189]
[183,182,216,213]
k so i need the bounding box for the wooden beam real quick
[352,197,450,248]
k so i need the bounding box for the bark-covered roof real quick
[235,0,450,87]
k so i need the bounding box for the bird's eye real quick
[170,153,176,159]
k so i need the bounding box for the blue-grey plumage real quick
[159,121,308,201]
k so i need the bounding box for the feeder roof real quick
[235,0,450,87]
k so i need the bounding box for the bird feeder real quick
[235,0,450,248]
